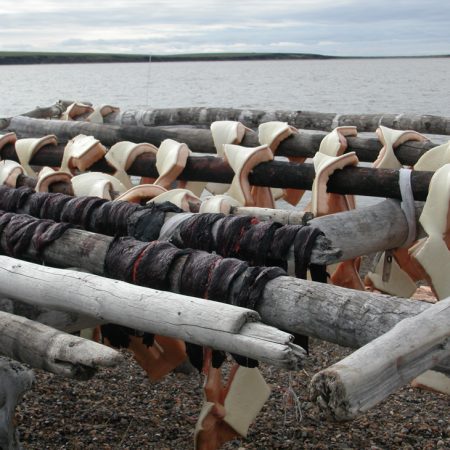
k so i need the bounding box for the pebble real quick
[15,339,449,449]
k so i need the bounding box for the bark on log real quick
[106,107,450,136]
[309,297,450,420]
[0,140,434,202]
[0,310,122,379]
[1,116,438,165]
[0,256,303,370]
[5,223,443,370]
[0,357,34,450]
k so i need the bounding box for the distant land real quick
[0,51,449,65]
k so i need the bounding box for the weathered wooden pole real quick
[0,256,303,370]
[0,215,441,369]
[0,296,104,334]
[310,297,450,420]
[0,310,122,379]
[0,139,434,202]
[105,107,450,135]
[19,100,75,119]
[1,115,438,165]
[0,186,421,266]
[13,173,312,223]
[308,199,424,264]
[0,357,34,450]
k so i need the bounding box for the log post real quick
[0,357,34,450]
[0,310,122,379]
[1,116,438,166]
[0,256,304,370]
[104,107,450,135]
[309,297,450,420]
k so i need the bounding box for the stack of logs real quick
[0,101,448,449]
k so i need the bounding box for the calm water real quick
[1,58,449,117]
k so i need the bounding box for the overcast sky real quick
[1,0,449,57]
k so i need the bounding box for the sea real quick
[1,58,450,117]
[1,57,449,210]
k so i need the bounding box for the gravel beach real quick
[16,338,449,449]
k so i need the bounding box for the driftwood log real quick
[104,107,450,135]
[308,199,424,264]
[0,256,303,370]
[2,220,444,373]
[5,183,421,266]
[0,357,34,450]
[0,128,434,201]
[0,310,122,379]
[0,296,104,333]
[14,172,313,223]
[1,115,438,166]
[19,100,76,120]
[310,297,450,420]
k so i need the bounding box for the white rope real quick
[399,168,417,247]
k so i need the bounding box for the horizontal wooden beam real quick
[0,185,420,266]
[2,218,442,375]
[0,296,104,333]
[310,297,450,420]
[309,199,424,264]
[0,310,122,379]
[0,139,433,202]
[0,255,303,370]
[105,107,450,136]
[2,115,438,165]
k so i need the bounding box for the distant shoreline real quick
[0,51,449,65]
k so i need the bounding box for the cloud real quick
[0,0,448,56]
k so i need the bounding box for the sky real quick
[1,0,449,57]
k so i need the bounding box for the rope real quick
[398,168,417,247]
